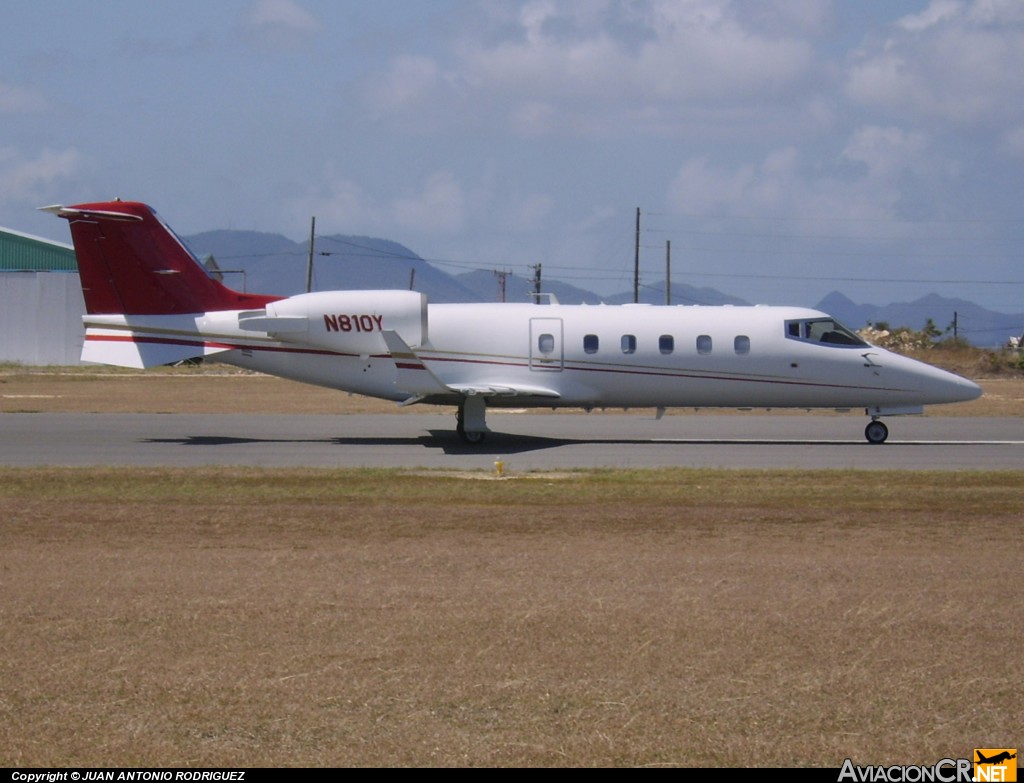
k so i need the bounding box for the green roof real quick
[0,227,77,271]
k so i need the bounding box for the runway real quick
[2,412,1022,470]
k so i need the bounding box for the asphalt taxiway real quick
[1,412,1022,470]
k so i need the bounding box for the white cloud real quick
[366,0,816,135]
[894,0,963,32]
[293,170,469,237]
[0,82,47,114]
[467,0,813,101]
[1002,125,1024,158]
[364,55,442,115]
[667,126,958,227]
[284,175,379,239]
[243,0,320,49]
[0,147,82,205]
[668,153,794,216]
[498,192,555,232]
[841,125,933,180]
[846,0,1024,128]
[389,171,466,234]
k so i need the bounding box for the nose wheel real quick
[865,419,889,444]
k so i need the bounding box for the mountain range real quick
[184,229,1023,348]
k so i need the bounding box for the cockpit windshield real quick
[785,318,868,348]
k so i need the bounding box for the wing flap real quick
[448,383,560,398]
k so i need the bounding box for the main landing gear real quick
[456,396,489,444]
[864,419,889,445]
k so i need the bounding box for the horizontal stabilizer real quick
[81,333,229,369]
[81,314,234,369]
[39,205,144,222]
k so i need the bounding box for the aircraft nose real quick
[922,364,983,404]
[949,373,982,402]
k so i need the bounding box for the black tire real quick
[865,420,889,444]
[458,428,486,444]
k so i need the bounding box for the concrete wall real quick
[0,272,85,365]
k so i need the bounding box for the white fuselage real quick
[162,301,979,412]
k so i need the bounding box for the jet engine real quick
[238,290,427,353]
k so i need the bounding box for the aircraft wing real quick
[447,383,560,398]
[381,330,560,403]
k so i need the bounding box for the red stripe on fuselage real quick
[83,335,909,394]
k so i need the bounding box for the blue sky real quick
[2,0,1023,314]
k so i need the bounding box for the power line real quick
[642,210,1024,226]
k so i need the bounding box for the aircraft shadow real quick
[142,432,951,455]
[429,433,951,453]
[142,432,569,454]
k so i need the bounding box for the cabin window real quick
[659,335,674,354]
[696,334,712,355]
[538,333,555,354]
[734,335,750,355]
[621,334,637,354]
[784,318,867,348]
[584,334,599,354]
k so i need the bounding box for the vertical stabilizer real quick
[41,200,279,315]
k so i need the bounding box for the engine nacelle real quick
[238,290,427,354]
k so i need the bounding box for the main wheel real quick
[456,400,488,444]
[865,420,889,444]
[458,427,486,444]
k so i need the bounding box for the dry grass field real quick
[2,469,1021,768]
[1,364,1021,767]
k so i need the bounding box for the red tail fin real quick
[43,200,279,315]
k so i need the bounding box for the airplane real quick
[41,199,982,445]
[976,752,1016,765]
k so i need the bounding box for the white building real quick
[0,227,85,365]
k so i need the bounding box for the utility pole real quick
[409,267,416,291]
[634,207,640,304]
[305,216,316,293]
[493,269,508,302]
[531,263,542,301]
[665,240,671,305]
